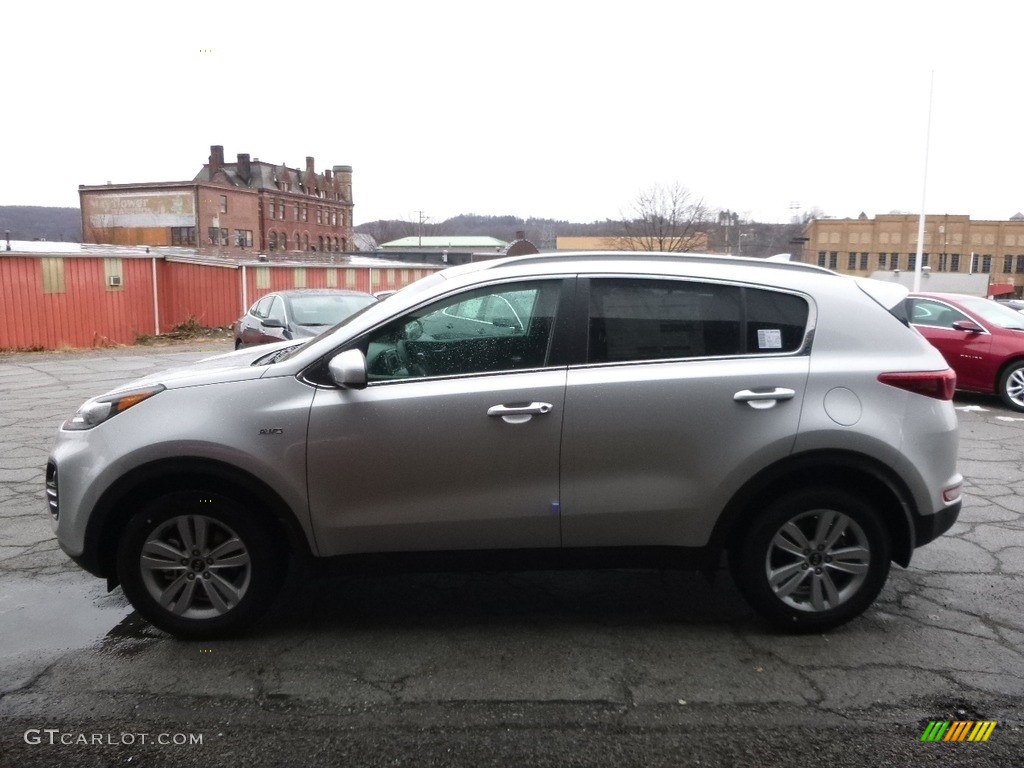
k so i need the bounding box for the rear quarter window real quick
[745,288,808,353]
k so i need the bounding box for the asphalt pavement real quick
[0,341,1021,767]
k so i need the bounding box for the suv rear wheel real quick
[730,488,891,632]
[117,490,282,639]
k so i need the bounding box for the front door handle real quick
[487,402,553,424]
[734,388,796,410]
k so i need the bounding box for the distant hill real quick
[356,214,633,252]
[0,206,82,242]
[356,214,804,257]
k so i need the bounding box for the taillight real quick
[878,369,956,400]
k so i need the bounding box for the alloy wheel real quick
[138,514,252,619]
[764,509,871,613]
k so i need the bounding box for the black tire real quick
[117,489,283,640]
[998,361,1024,412]
[730,488,891,632]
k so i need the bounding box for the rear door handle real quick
[487,402,553,424]
[734,388,796,410]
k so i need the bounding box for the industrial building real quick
[79,146,354,255]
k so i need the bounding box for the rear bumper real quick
[915,501,961,548]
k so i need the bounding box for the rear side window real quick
[587,278,808,364]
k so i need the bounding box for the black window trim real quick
[302,275,576,388]
[571,274,814,368]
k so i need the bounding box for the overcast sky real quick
[4,1,1022,226]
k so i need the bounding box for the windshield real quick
[285,293,377,327]
[959,296,1024,330]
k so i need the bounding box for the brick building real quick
[80,145,354,255]
[802,213,1024,296]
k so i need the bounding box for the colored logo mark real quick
[920,720,997,742]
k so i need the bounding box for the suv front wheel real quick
[117,490,282,639]
[731,488,891,632]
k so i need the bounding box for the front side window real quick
[266,297,286,324]
[587,278,807,364]
[365,281,561,381]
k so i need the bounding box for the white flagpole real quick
[913,71,935,293]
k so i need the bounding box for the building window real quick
[280,200,286,220]
[921,253,929,268]
[937,253,947,272]
[847,253,857,270]
[878,253,887,270]
[1017,255,1024,274]
[908,254,916,271]
[318,235,325,251]
[828,252,838,270]
[858,253,868,270]
[269,200,276,220]
[1004,255,1014,273]
[269,232,278,251]
[220,195,228,213]
[301,205,308,222]
[303,233,309,251]
[208,227,228,246]
[170,226,196,246]
[891,254,901,270]
[331,211,337,226]
[41,257,66,294]
[316,208,323,225]
[817,251,827,267]
[950,254,960,272]
[280,232,288,250]
[970,253,979,273]
[294,202,299,221]
[334,236,340,252]
[982,255,992,273]
[235,229,253,248]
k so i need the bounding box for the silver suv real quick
[47,253,963,638]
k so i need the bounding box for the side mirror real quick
[328,348,367,389]
[952,320,983,333]
[262,317,285,328]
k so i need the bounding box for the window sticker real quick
[757,329,783,350]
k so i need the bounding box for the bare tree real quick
[621,182,709,252]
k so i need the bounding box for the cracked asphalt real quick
[0,343,1021,767]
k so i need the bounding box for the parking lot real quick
[1,341,1022,767]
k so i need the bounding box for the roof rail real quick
[484,251,836,275]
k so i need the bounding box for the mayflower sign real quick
[83,191,195,229]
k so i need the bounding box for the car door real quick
[560,276,811,549]
[306,278,569,556]
[909,298,993,391]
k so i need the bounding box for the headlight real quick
[63,385,165,431]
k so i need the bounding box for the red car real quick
[908,292,1024,411]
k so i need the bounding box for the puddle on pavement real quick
[0,570,133,660]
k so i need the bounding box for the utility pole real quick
[415,210,429,247]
